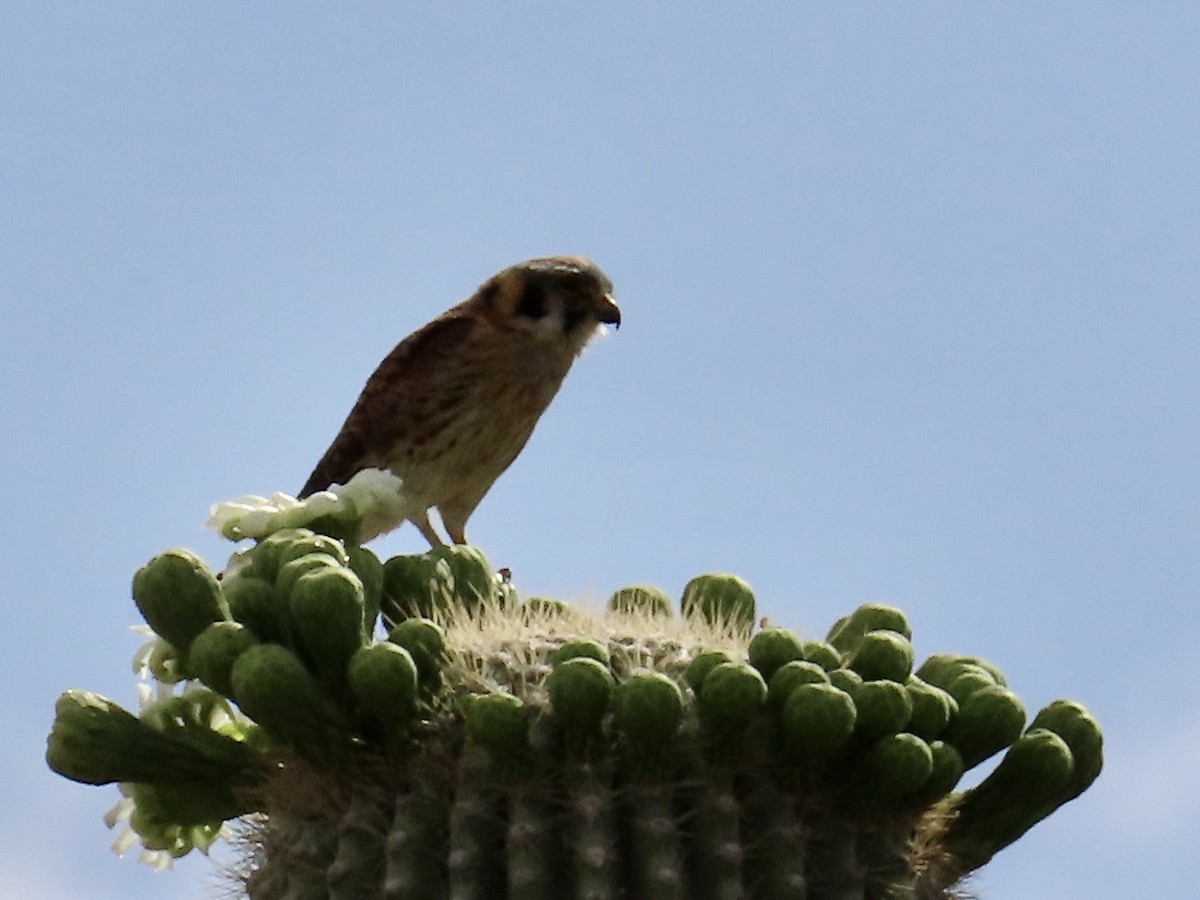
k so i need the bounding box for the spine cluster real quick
[46,529,1102,899]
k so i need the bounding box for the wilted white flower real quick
[105,785,174,869]
[205,468,406,542]
[130,629,188,688]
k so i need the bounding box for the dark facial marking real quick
[515,278,550,320]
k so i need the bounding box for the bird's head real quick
[479,256,621,353]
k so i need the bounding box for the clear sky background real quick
[4,4,1197,898]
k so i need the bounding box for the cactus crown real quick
[47,525,1102,899]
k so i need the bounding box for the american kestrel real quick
[298,256,620,546]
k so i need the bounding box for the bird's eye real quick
[515,280,549,320]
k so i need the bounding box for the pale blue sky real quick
[4,4,1198,898]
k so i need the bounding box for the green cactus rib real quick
[46,532,1104,899]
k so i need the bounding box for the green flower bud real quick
[827,603,911,653]
[922,739,965,802]
[222,575,291,646]
[827,667,864,696]
[961,655,1008,686]
[381,553,453,624]
[346,544,384,635]
[1029,699,1103,800]
[905,675,958,739]
[552,638,611,667]
[800,640,842,672]
[132,549,228,654]
[608,585,673,618]
[916,653,1005,694]
[46,691,175,785]
[680,574,756,633]
[748,627,805,681]
[546,657,615,737]
[190,621,260,699]
[347,643,419,737]
[698,662,767,732]
[767,660,831,711]
[846,629,915,682]
[429,544,497,611]
[944,685,1026,769]
[684,650,733,693]
[614,673,684,781]
[780,682,856,761]
[466,691,527,759]
[288,566,367,688]
[614,672,684,748]
[525,597,569,620]
[229,644,350,759]
[46,690,256,786]
[387,618,447,691]
[247,528,318,582]
[985,727,1075,796]
[276,533,350,571]
[275,552,344,600]
[945,667,999,704]
[860,732,934,801]
[851,679,913,742]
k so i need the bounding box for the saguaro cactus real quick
[47,526,1102,898]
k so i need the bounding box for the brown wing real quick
[298,311,478,497]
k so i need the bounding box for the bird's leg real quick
[409,511,445,548]
[437,500,476,545]
[440,510,467,544]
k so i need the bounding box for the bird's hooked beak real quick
[595,293,621,329]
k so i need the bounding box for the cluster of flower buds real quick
[46,529,1101,898]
